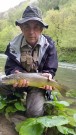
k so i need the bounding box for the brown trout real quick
[0,73,68,96]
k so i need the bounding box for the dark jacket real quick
[5,34,58,77]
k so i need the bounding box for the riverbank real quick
[58,48,76,64]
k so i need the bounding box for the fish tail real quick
[55,83,69,96]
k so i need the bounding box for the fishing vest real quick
[20,37,39,72]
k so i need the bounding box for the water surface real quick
[55,63,76,90]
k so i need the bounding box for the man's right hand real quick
[13,70,29,87]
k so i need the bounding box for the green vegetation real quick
[0,92,26,118]
[0,0,29,52]
[0,0,76,63]
[0,91,76,135]
[58,48,76,63]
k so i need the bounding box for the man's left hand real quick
[41,73,52,91]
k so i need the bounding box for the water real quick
[0,54,7,58]
[55,62,76,90]
[58,62,76,70]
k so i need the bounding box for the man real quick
[1,5,58,117]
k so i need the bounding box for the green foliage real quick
[16,116,69,135]
[14,101,26,111]
[0,93,26,117]
[44,5,76,47]
[0,0,30,53]
[36,0,71,14]
[57,126,76,135]
[0,25,20,52]
[0,89,76,135]
[15,92,76,135]
[74,114,76,122]
[0,95,6,109]
[5,106,17,118]
[15,93,76,135]
[58,48,76,63]
[19,123,44,135]
[42,1,76,63]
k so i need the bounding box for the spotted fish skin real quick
[0,73,68,96]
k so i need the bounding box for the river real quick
[55,62,76,90]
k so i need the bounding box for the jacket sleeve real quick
[43,45,58,77]
[5,57,25,75]
[38,39,58,78]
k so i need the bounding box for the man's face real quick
[20,20,43,46]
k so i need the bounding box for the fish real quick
[0,73,68,96]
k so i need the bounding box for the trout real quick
[0,73,68,96]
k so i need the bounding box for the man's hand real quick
[13,70,29,87]
[42,73,53,91]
